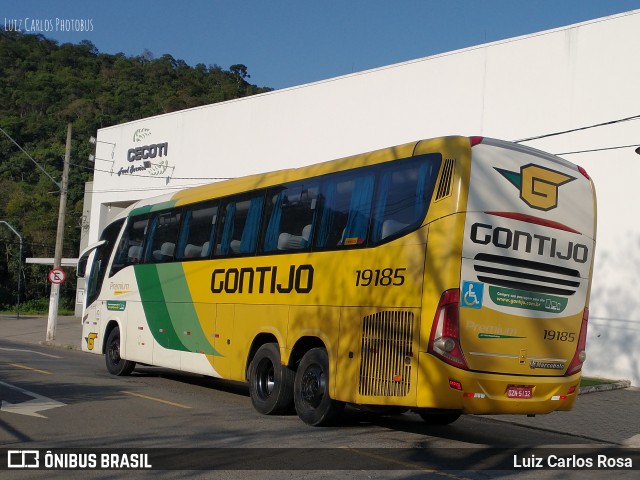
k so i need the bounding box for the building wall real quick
[89,10,640,385]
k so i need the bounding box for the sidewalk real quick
[1,314,639,447]
[0,314,80,350]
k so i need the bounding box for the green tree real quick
[0,28,272,311]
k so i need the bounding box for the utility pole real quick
[47,123,71,341]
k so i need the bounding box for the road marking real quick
[352,449,472,480]
[624,434,640,447]
[0,347,62,358]
[10,363,53,375]
[0,380,66,418]
[122,391,192,409]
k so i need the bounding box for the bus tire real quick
[248,343,295,415]
[418,409,461,425]
[105,326,136,376]
[294,347,344,426]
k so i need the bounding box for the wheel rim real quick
[300,364,325,408]
[256,358,275,400]
[109,338,121,365]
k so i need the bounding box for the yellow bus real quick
[78,135,596,426]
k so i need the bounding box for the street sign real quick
[48,268,66,285]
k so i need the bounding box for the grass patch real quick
[581,377,616,387]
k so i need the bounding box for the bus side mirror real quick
[77,240,107,279]
[77,255,88,278]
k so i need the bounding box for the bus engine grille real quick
[473,253,581,296]
[359,311,414,397]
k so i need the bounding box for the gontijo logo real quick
[495,164,575,211]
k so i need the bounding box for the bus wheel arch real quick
[102,320,120,355]
[104,323,136,376]
[288,336,326,368]
[246,333,280,380]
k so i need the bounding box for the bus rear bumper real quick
[417,353,581,415]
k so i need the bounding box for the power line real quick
[0,125,61,188]
[514,114,640,143]
[555,143,640,156]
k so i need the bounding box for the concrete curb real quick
[38,340,80,351]
[579,380,631,394]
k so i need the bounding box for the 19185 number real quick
[355,268,406,287]
[543,330,575,342]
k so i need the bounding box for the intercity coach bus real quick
[78,136,596,426]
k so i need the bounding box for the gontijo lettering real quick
[470,223,589,263]
[211,264,314,294]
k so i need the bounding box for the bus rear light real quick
[428,289,469,370]
[578,166,591,180]
[566,307,589,375]
[449,379,463,391]
[470,136,484,147]
[463,392,486,399]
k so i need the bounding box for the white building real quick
[84,10,640,386]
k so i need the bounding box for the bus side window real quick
[263,183,318,253]
[371,156,441,243]
[145,210,182,263]
[215,194,264,257]
[145,211,182,263]
[315,173,374,249]
[110,216,148,275]
[176,202,218,260]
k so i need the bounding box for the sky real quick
[2,1,640,90]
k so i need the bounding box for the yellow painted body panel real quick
[417,353,579,414]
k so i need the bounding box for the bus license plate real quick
[507,386,532,398]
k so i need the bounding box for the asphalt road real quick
[0,336,636,479]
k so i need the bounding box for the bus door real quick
[78,218,126,354]
[457,138,596,381]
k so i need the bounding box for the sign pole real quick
[47,123,71,342]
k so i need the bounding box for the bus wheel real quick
[105,327,136,376]
[248,343,295,415]
[418,409,461,425]
[294,348,344,426]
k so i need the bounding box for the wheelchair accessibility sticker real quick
[461,281,484,309]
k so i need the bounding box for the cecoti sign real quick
[127,142,169,162]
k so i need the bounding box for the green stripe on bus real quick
[130,200,177,217]
[134,264,187,351]
[157,263,219,356]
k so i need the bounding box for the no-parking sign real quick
[48,268,66,285]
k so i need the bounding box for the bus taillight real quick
[469,136,484,147]
[428,289,469,370]
[578,165,591,180]
[566,307,589,376]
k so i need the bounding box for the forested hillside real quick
[0,29,272,311]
